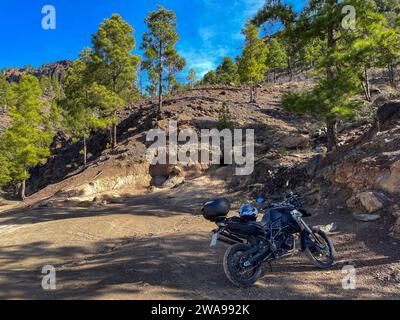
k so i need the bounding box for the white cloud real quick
[199,27,216,41]
[185,0,265,79]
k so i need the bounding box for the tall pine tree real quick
[91,14,140,149]
[238,22,269,103]
[141,5,186,113]
[1,75,53,199]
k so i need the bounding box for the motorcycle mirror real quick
[256,198,265,203]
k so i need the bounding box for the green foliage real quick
[202,70,217,85]
[141,5,186,111]
[266,38,287,70]
[0,154,11,188]
[254,0,399,149]
[218,102,234,131]
[61,60,112,141]
[238,22,269,85]
[215,57,240,84]
[375,0,400,27]
[0,75,13,111]
[0,75,53,190]
[187,68,197,88]
[282,68,362,122]
[91,13,140,108]
[238,22,268,102]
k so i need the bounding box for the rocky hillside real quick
[2,60,72,82]
[3,80,400,240]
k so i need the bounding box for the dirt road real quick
[0,177,399,300]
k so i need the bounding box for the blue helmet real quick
[239,204,259,220]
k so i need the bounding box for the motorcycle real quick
[201,192,336,287]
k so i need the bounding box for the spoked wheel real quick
[302,228,336,268]
[223,244,262,287]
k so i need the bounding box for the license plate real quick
[210,232,218,247]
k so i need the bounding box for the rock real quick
[162,176,185,189]
[390,218,400,239]
[353,213,381,222]
[280,133,309,149]
[34,199,54,208]
[315,222,337,233]
[377,160,400,194]
[377,101,400,124]
[354,191,386,213]
[170,165,183,176]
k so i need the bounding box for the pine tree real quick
[141,5,186,113]
[202,70,217,85]
[61,57,116,167]
[266,38,287,82]
[215,57,240,85]
[0,153,11,188]
[187,68,197,88]
[1,75,53,200]
[238,22,269,103]
[91,14,140,149]
[254,0,383,151]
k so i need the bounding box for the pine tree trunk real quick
[326,120,338,152]
[20,179,26,201]
[287,58,293,81]
[363,65,371,101]
[158,42,163,113]
[83,137,87,167]
[388,64,395,85]
[112,123,117,150]
[250,85,255,103]
[325,21,338,152]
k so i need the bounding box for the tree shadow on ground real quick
[0,231,398,300]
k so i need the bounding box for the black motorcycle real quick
[202,193,336,287]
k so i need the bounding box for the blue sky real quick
[0,0,305,79]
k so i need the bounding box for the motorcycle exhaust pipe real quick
[218,231,243,245]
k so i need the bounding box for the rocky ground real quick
[0,83,400,299]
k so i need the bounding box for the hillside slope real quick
[0,83,399,299]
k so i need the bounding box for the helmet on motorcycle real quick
[239,204,259,221]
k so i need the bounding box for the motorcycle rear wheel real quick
[223,243,262,287]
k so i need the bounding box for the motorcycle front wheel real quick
[223,243,262,287]
[302,228,336,269]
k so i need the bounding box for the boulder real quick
[376,160,400,194]
[354,191,386,213]
[377,101,400,124]
[162,176,185,189]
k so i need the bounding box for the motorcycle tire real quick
[223,243,262,287]
[302,227,336,269]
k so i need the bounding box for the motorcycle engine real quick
[272,230,294,256]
